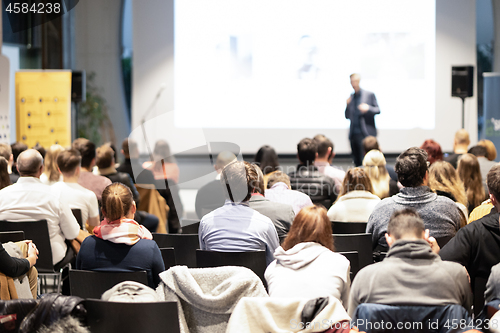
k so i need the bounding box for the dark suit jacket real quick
[345,88,380,137]
[249,195,295,237]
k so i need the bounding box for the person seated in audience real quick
[52,149,100,229]
[0,149,84,269]
[0,157,11,190]
[420,139,444,166]
[264,171,313,216]
[143,140,179,184]
[444,129,470,169]
[0,144,19,184]
[76,183,165,288]
[363,149,399,199]
[10,142,27,176]
[288,138,336,208]
[313,134,345,193]
[254,145,280,189]
[117,138,156,185]
[265,205,350,308]
[349,209,471,317]
[468,145,497,194]
[440,165,500,299]
[249,165,295,238]
[195,151,237,219]
[457,153,488,214]
[468,199,495,223]
[428,161,468,227]
[40,144,64,185]
[73,138,112,201]
[0,240,38,299]
[485,262,500,305]
[367,147,461,250]
[362,136,397,182]
[478,139,498,162]
[32,143,46,159]
[199,161,280,265]
[327,167,380,222]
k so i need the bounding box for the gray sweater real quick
[367,186,461,249]
[348,240,472,316]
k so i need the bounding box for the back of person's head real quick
[0,156,11,190]
[313,135,334,159]
[44,144,65,181]
[215,151,237,172]
[57,149,82,175]
[17,149,43,177]
[387,208,425,240]
[468,145,488,158]
[339,167,373,197]
[0,144,12,161]
[362,136,379,155]
[247,162,265,195]
[428,161,467,207]
[363,149,390,198]
[487,165,500,202]
[282,205,334,251]
[254,145,279,175]
[420,139,443,165]
[395,147,428,187]
[454,129,470,146]
[478,139,497,161]
[72,138,96,169]
[122,138,139,159]
[220,161,253,203]
[153,140,176,163]
[96,144,114,169]
[32,143,46,159]
[457,153,484,209]
[101,183,134,221]
[11,142,28,162]
[297,138,317,165]
[266,170,291,189]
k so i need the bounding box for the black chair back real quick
[69,269,148,299]
[337,251,359,280]
[474,276,488,317]
[159,247,177,271]
[196,250,267,287]
[0,231,25,243]
[181,220,200,234]
[331,221,367,234]
[71,209,84,229]
[152,233,199,267]
[333,233,373,271]
[85,299,180,333]
[0,220,54,272]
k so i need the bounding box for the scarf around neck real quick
[93,218,153,245]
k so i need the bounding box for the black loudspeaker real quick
[451,66,474,98]
[71,71,86,103]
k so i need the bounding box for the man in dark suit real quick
[345,73,380,166]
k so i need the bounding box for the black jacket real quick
[102,171,140,205]
[288,165,337,209]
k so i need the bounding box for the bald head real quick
[215,151,237,173]
[17,149,44,177]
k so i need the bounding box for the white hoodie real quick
[264,242,351,309]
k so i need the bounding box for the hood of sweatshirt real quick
[274,242,330,270]
[386,239,438,261]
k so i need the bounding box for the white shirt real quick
[327,190,381,222]
[314,161,345,193]
[52,182,99,227]
[0,177,80,264]
[265,182,313,215]
[40,173,63,185]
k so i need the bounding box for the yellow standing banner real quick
[16,71,72,148]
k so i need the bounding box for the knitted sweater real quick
[367,186,461,249]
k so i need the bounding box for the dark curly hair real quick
[395,147,428,187]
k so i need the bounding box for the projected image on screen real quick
[174,0,435,130]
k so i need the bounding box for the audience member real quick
[254,145,280,189]
[117,138,155,184]
[52,149,100,229]
[362,149,398,199]
[143,140,179,184]
[249,164,295,238]
[40,144,64,185]
[0,157,11,190]
[313,134,346,192]
[0,144,19,183]
[32,143,46,159]
[367,147,461,250]
[265,171,313,216]
[195,151,237,218]
[199,161,279,265]
[485,262,500,304]
[349,209,471,316]
[327,167,380,222]
[73,138,112,201]
[468,145,497,193]
[478,139,498,162]
[0,240,38,298]
[10,142,27,175]
[265,205,350,309]
[440,165,500,298]
[468,200,495,223]
[362,136,397,181]
[420,139,444,165]
[428,161,468,227]
[76,183,164,288]
[444,129,470,168]
[0,149,83,267]
[288,138,337,208]
[457,153,488,214]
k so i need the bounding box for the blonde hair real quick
[457,154,486,210]
[43,144,64,182]
[363,149,390,199]
[454,129,470,146]
[428,161,467,207]
[478,139,497,161]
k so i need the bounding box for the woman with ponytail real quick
[76,183,165,288]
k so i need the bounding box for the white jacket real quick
[327,190,380,222]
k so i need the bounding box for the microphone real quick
[155,82,167,99]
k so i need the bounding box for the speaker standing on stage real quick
[345,73,380,166]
